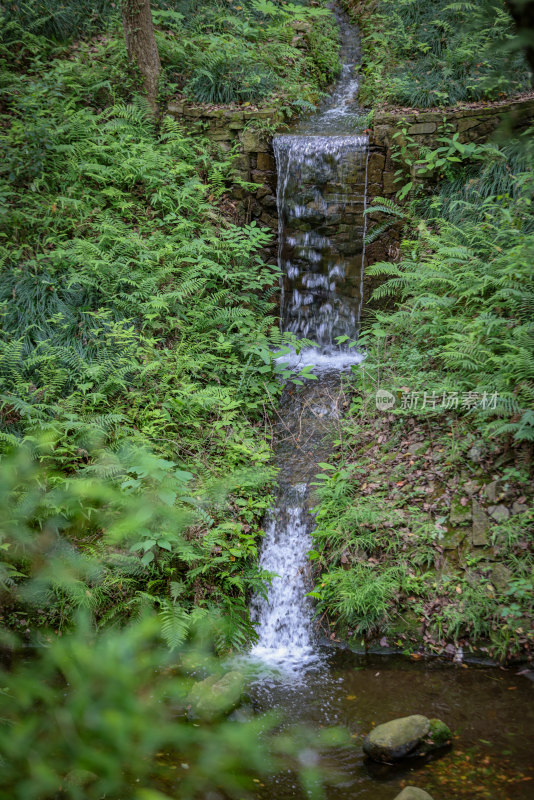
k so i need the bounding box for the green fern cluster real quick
[0,22,294,647]
[365,134,534,443]
[0,0,115,42]
[308,472,436,636]
[1,0,339,113]
[162,0,339,109]
[354,0,530,108]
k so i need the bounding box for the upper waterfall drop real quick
[272,10,369,371]
[274,133,368,369]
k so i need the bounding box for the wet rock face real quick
[362,714,451,763]
[274,134,369,349]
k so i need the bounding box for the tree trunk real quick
[121,0,161,115]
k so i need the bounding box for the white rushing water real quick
[274,133,369,365]
[250,486,320,673]
[249,10,368,679]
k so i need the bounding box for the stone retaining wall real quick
[167,96,534,298]
[167,102,283,237]
[365,95,534,266]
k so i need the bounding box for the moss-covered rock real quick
[363,715,430,762]
[428,717,452,747]
[363,714,451,763]
[187,670,244,719]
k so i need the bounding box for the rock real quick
[407,442,426,456]
[512,502,527,515]
[394,788,435,800]
[488,504,510,523]
[257,152,275,171]
[367,153,385,184]
[449,497,472,525]
[240,130,269,153]
[167,101,185,116]
[260,194,277,210]
[363,715,451,763]
[441,528,466,551]
[363,715,429,762]
[382,170,402,194]
[408,122,437,135]
[471,499,489,546]
[255,186,270,200]
[463,479,481,495]
[428,718,452,748]
[490,563,512,594]
[484,480,500,503]
[188,670,244,718]
[222,109,244,123]
[467,443,485,463]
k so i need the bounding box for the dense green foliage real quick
[2,0,340,110]
[309,3,533,656]
[0,2,334,644]
[1,618,278,800]
[366,135,534,443]
[0,448,344,800]
[0,4,347,796]
[310,132,534,660]
[352,0,531,108]
[310,432,533,660]
[163,0,339,109]
[1,3,533,797]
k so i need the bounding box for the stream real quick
[244,7,534,800]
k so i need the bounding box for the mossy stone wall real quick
[167,102,283,234]
[365,96,534,265]
[167,96,534,301]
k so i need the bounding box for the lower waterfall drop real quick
[250,486,317,670]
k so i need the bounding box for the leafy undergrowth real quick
[345,0,531,109]
[160,0,340,112]
[2,0,340,114]
[310,405,533,662]
[0,4,325,649]
[310,139,534,663]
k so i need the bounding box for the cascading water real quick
[250,9,367,676]
[250,487,317,668]
[275,134,369,368]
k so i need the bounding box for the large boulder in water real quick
[394,788,435,800]
[362,714,451,763]
[187,670,244,718]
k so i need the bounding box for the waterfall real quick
[250,487,317,669]
[250,9,368,676]
[274,133,368,369]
